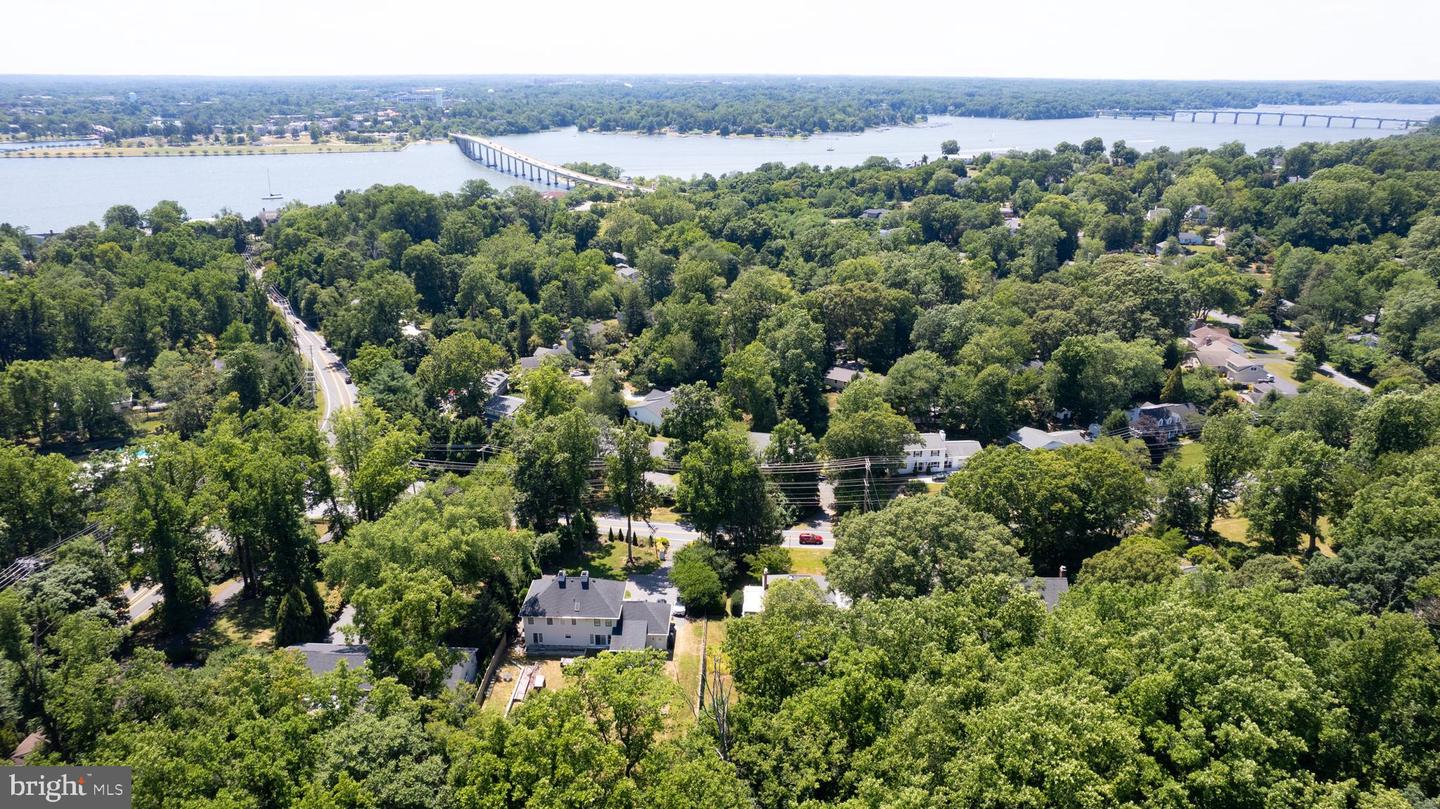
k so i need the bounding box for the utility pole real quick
[862,457,872,513]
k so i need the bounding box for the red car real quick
[797,533,824,546]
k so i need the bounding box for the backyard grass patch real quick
[788,548,832,575]
[1175,440,1205,471]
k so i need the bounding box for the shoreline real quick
[0,140,418,159]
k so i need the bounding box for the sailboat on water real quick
[262,169,283,201]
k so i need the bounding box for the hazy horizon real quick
[5,74,1440,84]
[5,0,1438,81]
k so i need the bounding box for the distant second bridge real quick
[1095,109,1431,130]
[451,132,650,193]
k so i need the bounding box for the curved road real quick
[251,257,357,437]
[266,287,358,436]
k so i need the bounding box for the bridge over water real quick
[451,132,650,192]
[1095,109,1431,130]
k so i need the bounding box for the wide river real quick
[3,102,1438,233]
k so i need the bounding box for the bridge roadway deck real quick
[450,132,649,192]
[1094,109,1429,129]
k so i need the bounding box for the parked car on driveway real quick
[798,533,824,545]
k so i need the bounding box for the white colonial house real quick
[898,431,983,474]
[518,572,672,656]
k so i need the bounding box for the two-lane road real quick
[254,268,357,436]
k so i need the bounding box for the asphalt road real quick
[1268,330,1373,392]
[122,578,243,626]
[266,288,358,436]
[1211,313,1372,393]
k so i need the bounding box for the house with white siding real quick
[898,431,983,474]
[626,388,674,429]
[518,572,672,656]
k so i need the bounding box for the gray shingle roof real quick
[1023,577,1070,610]
[286,643,479,689]
[519,574,624,620]
[621,600,670,636]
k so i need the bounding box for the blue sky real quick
[4,0,1438,80]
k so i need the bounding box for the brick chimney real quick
[580,570,590,589]
[557,570,566,588]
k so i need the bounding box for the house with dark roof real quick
[285,643,480,690]
[519,345,571,371]
[1024,575,1070,611]
[519,571,672,655]
[1126,402,1199,439]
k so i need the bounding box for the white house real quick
[1225,356,1271,384]
[742,572,852,617]
[518,572,671,655]
[1186,325,1249,372]
[626,388,674,429]
[824,365,862,391]
[740,585,766,616]
[1009,426,1090,451]
[1178,231,1204,246]
[899,431,983,474]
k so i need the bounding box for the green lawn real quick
[558,539,660,581]
[1175,441,1205,471]
[674,619,728,716]
[788,548,832,575]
